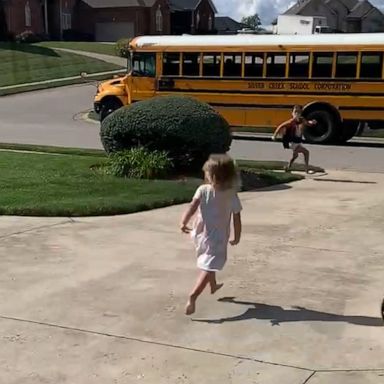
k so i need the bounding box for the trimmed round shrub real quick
[100,96,232,171]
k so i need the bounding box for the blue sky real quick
[215,0,384,24]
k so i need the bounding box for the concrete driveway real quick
[1,170,383,383]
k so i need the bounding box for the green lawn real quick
[362,129,384,138]
[0,151,200,217]
[0,146,304,217]
[36,41,117,56]
[0,43,121,87]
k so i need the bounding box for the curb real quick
[0,69,124,92]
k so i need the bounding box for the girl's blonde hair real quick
[203,154,238,190]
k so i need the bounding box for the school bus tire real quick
[100,98,123,122]
[303,108,339,144]
[337,121,359,143]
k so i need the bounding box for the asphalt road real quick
[0,84,383,173]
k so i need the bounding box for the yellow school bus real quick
[94,33,384,144]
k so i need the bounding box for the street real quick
[0,84,383,173]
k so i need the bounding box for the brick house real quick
[0,0,217,41]
[282,0,384,33]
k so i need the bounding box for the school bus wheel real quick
[303,107,340,144]
[337,120,359,143]
[100,98,123,122]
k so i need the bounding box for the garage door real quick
[95,22,134,42]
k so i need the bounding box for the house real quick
[169,0,217,35]
[0,0,217,42]
[215,16,245,34]
[73,0,171,42]
[281,0,384,33]
[1,0,46,38]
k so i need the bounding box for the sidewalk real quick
[1,171,383,383]
[51,47,127,67]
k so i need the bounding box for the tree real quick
[241,14,262,31]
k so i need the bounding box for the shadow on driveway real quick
[193,297,383,327]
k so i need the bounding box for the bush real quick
[100,96,232,171]
[106,147,173,179]
[115,38,130,58]
[15,30,42,43]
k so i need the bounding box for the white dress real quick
[191,184,242,272]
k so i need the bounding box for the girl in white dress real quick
[180,154,242,315]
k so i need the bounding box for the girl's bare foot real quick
[211,283,224,295]
[185,299,196,315]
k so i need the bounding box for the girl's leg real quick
[286,148,299,171]
[297,146,310,173]
[303,147,310,173]
[209,272,224,294]
[185,270,211,315]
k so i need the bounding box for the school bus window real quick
[360,52,383,79]
[163,53,180,76]
[244,54,263,77]
[312,53,333,78]
[266,54,286,78]
[202,54,221,77]
[289,53,309,78]
[182,53,200,76]
[223,54,242,77]
[132,53,156,77]
[336,53,358,78]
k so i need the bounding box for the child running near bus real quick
[180,154,242,315]
[272,105,317,174]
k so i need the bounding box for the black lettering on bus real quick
[315,83,352,91]
[289,83,310,90]
[248,82,265,89]
[269,82,285,90]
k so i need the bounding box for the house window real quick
[208,15,213,30]
[25,1,31,27]
[156,6,163,32]
[62,13,72,30]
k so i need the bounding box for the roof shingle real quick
[82,0,156,8]
[347,0,375,18]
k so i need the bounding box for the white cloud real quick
[215,0,296,23]
[215,0,384,24]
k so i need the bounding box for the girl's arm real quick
[230,213,242,245]
[303,118,317,126]
[272,119,292,140]
[180,198,200,233]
